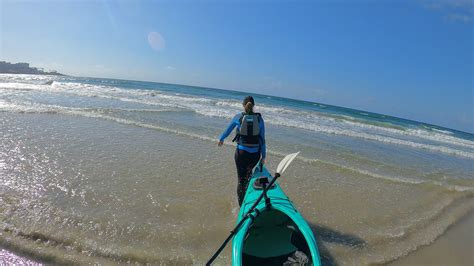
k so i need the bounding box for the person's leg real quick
[234,149,247,206]
[234,149,261,206]
[244,151,260,181]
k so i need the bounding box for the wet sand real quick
[390,211,474,266]
[0,249,40,265]
[3,213,472,265]
[1,112,473,264]
[2,211,472,265]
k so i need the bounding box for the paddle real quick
[206,152,300,265]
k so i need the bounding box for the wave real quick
[284,122,474,159]
[273,151,474,193]
[0,100,218,143]
[2,97,474,161]
[1,79,473,158]
[212,99,473,148]
[0,223,195,264]
[1,100,473,193]
[372,198,455,240]
[364,196,474,265]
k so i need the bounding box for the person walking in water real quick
[218,96,266,206]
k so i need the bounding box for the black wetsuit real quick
[234,149,260,206]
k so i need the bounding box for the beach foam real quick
[1,78,473,159]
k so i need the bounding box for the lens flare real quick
[147,31,166,51]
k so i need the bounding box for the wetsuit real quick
[219,113,266,206]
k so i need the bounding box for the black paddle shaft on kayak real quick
[206,172,281,265]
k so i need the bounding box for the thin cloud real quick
[444,13,473,22]
[422,0,474,10]
[258,76,327,100]
[313,88,327,96]
[421,0,474,23]
[101,0,118,33]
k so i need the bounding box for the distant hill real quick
[0,61,65,75]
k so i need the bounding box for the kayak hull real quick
[232,165,321,265]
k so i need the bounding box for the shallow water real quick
[1,74,473,264]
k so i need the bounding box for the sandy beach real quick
[390,211,474,266]
[2,211,473,265]
[1,75,473,264]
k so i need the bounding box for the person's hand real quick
[260,158,265,165]
[217,140,224,147]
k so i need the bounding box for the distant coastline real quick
[0,61,65,76]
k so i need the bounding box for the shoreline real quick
[0,73,471,135]
[389,209,474,265]
[2,211,473,264]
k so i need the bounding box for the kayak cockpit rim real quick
[233,204,320,265]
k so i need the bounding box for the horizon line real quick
[55,72,473,135]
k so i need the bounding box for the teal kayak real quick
[232,164,321,265]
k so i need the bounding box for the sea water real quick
[0,74,473,264]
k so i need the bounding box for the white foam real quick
[1,99,473,192]
[1,76,473,159]
[271,150,474,193]
[208,98,474,151]
[432,127,454,135]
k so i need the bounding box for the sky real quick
[1,0,473,132]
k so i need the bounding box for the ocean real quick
[0,74,473,264]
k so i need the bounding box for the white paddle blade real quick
[276,152,300,174]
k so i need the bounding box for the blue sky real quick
[1,0,473,132]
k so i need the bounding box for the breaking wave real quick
[1,100,473,193]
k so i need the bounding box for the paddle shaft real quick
[206,172,281,265]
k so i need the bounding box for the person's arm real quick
[218,114,239,145]
[259,116,266,160]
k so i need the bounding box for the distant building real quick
[15,62,29,68]
[0,61,64,75]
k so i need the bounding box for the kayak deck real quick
[232,165,321,265]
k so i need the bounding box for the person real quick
[218,96,266,206]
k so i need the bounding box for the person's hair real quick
[243,96,255,114]
[244,101,254,114]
